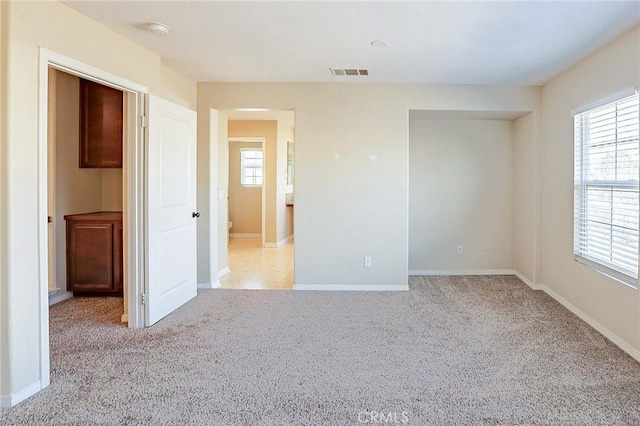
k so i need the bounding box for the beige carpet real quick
[2,275,640,425]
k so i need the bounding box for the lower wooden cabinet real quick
[65,211,123,297]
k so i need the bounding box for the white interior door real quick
[146,95,197,326]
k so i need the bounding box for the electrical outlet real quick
[456,245,463,255]
[364,256,372,267]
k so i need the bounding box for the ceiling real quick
[63,1,640,86]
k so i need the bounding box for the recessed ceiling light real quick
[371,40,388,48]
[145,22,169,35]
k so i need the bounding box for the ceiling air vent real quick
[330,68,369,76]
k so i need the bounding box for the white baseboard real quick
[412,269,640,362]
[217,267,230,278]
[48,290,73,306]
[409,269,515,276]
[229,233,261,238]
[512,270,541,290]
[264,235,293,248]
[198,280,221,290]
[0,380,42,408]
[121,314,128,323]
[538,282,640,363]
[294,284,409,291]
[509,270,640,363]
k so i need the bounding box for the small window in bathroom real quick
[240,148,263,187]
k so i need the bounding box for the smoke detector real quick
[145,22,170,35]
[371,40,388,48]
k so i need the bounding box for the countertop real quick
[64,211,123,221]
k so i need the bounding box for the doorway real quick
[221,110,295,289]
[228,137,265,244]
[47,69,126,314]
[38,49,148,390]
[36,49,198,402]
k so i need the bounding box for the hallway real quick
[219,237,294,290]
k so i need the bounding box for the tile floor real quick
[219,237,294,290]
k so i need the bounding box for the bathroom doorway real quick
[228,137,265,244]
[221,110,295,290]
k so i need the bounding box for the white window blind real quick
[573,90,639,287]
[240,148,263,186]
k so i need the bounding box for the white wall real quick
[277,120,295,243]
[196,108,212,285]
[409,119,514,271]
[159,66,197,111]
[197,83,541,289]
[0,0,196,404]
[197,109,229,285]
[541,26,640,352]
[216,112,229,273]
[101,169,123,211]
[0,0,9,397]
[512,113,537,282]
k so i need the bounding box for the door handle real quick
[192,212,200,218]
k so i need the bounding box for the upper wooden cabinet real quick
[79,79,123,168]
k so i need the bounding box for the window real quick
[240,148,263,186]
[573,89,640,287]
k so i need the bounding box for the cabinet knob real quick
[192,212,200,218]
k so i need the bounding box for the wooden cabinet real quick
[65,212,123,296]
[79,79,123,168]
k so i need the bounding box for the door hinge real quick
[140,293,147,305]
[139,116,148,128]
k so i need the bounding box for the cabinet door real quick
[67,221,114,292]
[79,79,123,168]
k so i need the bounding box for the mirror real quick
[287,141,294,185]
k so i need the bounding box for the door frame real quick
[228,137,266,247]
[37,49,148,388]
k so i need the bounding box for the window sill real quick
[574,256,638,290]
